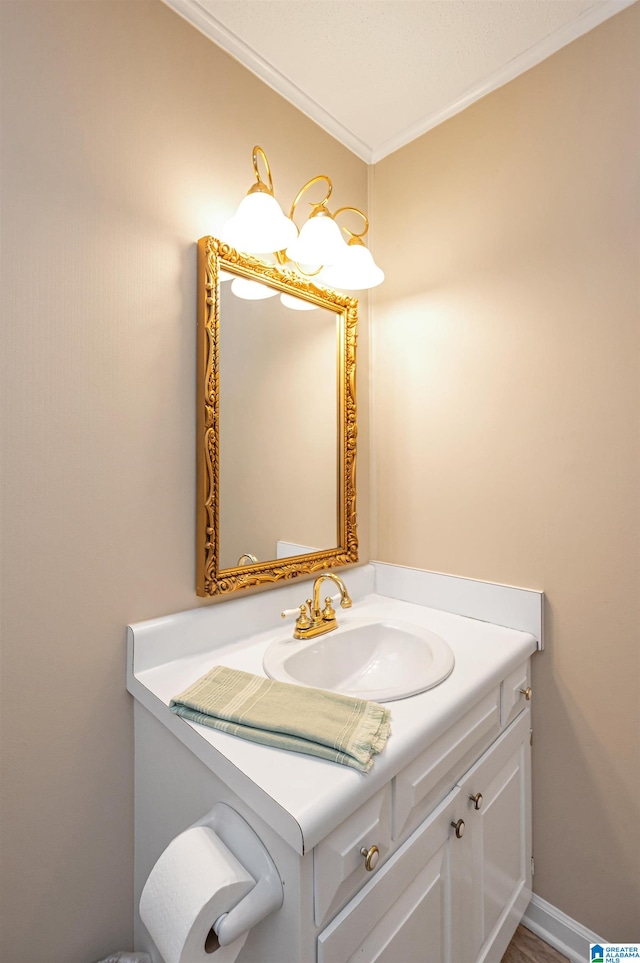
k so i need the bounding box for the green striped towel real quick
[170,665,391,773]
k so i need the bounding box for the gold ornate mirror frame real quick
[196,236,358,597]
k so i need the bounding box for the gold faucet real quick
[283,573,352,640]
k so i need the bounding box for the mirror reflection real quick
[218,281,338,569]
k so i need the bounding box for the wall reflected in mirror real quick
[218,279,338,569]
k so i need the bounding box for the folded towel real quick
[170,665,391,773]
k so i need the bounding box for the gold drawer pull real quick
[450,819,465,839]
[360,845,380,871]
[519,686,532,701]
[469,792,483,810]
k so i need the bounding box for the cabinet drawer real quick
[314,785,392,927]
[393,688,500,841]
[317,788,464,963]
[501,661,531,728]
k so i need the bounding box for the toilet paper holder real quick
[192,803,283,947]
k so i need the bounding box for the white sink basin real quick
[262,617,455,702]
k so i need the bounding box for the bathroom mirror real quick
[196,236,358,597]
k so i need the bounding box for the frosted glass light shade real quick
[320,243,385,290]
[286,213,348,266]
[223,192,298,254]
[280,293,318,311]
[230,277,279,300]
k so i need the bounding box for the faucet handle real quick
[281,603,312,633]
[321,597,336,620]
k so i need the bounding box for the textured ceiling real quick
[164,0,635,161]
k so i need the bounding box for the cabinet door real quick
[457,708,532,963]
[317,788,467,963]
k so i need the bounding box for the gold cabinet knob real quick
[450,819,465,839]
[519,686,532,701]
[360,845,379,871]
[469,792,483,811]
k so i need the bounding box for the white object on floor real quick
[96,954,152,963]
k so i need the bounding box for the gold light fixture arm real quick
[273,175,335,272]
[279,175,336,274]
[289,174,333,222]
[249,145,275,196]
[333,206,369,244]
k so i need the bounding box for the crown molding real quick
[162,0,637,166]
[161,0,375,163]
[371,0,637,162]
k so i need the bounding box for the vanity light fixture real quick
[223,149,297,255]
[320,235,384,290]
[222,146,384,291]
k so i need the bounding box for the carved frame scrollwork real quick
[196,236,358,598]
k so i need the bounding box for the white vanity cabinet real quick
[132,694,532,963]
[128,568,542,963]
[316,708,531,963]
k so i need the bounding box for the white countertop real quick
[127,564,539,854]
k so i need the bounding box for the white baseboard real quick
[522,894,604,963]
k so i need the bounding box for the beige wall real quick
[0,3,368,960]
[2,0,638,958]
[372,4,639,939]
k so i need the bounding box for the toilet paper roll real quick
[140,825,255,963]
